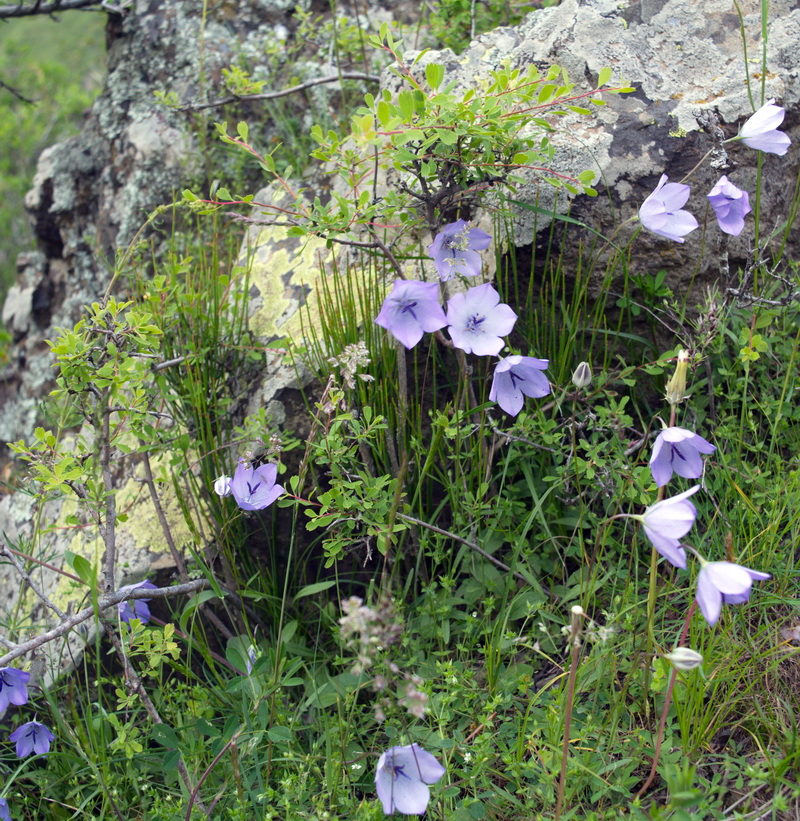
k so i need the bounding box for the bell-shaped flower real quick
[649,427,716,487]
[638,485,701,569]
[0,667,30,712]
[374,280,447,350]
[117,579,157,625]
[738,99,791,155]
[213,475,232,496]
[375,743,446,816]
[446,283,517,356]
[0,797,10,821]
[9,721,54,758]
[696,560,771,626]
[638,175,698,242]
[707,176,751,236]
[428,219,491,281]
[230,460,284,512]
[664,646,704,671]
[489,356,550,416]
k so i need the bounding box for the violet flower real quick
[117,579,157,625]
[446,283,517,356]
[375,743,446,816]
[374,280,447,350]
[738,99,791,155]
[707,176,751,236]
[0,797,10,821]
[230,460,283,512]
[9,721,54,758]
[0,668,30,712]
[638,485,702,569]
[696,560,771,626]
[428,219,491,281]
[638,175,699,242]
[649,427,716,487]
[489,356,550,416]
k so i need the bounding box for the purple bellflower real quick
[707,176,751,236]
[638,175,699,242]
[489,356,550,416]
[230,460,283,511]
[696,560,771,626]
[446,283,517,356]
[428,219,491,281]
[9,721,54,758]
[375,743,446,816]
[117,579,157,625]
[637,485,702,569]
[649,427,716,487]
[0,668,30,712]
[738,99,791,155]
[0,797,10,821]
[374,280,447,350]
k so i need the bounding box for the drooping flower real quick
[649,427,716,487]
[374,280,447,350]
[230,460,284,512]
[489,356,550,416]
[428,219,491,281]
[638,175,699,242]
[0,797,10,821]
[246,645,257,675]
[738,99,791,155]
[638,485,702,569]
[375,743,446,816]
[9,721,54,758]
[446,283,517,356]
[664,349,690,405]
[117,579,158,625]
[707,176,751,236]
[0,668,30,713]
[213,475,232,496]
[696,560,771,626]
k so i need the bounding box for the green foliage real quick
[0,12,105,298]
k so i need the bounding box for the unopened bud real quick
[213,475,232,497]
[664,646,703,671]
[664,349,690,405]
[572,361,592,389]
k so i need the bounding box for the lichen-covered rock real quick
[402,0,799,295]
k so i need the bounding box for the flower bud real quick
[213,475,232,496]
[571,361,592,389]
[664,349,690,405]
[664,646,703,671]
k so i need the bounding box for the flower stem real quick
[555,608,583,820]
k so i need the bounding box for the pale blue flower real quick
[9,721,54,758]
[489,356,550,416]
[649,427,715,487]
[375,743,446,815]
[707,176,751,236]
[230,460,283,511]
[0,668,30,712]
[638,175,698,242]
[118,579,157,625]
[446,283,517,356]
[639,485,702,569]
[374,280,447,349]
[739,99,791,155]
[696,561,770,626]
[428,219,491,281]
[0,797,10,821]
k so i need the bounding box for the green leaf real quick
[236,121,249,143]
[597,66,612,87]
[398,90,416,122]
[267,726,292,743]
[436,129,457,146]
[425,62,444,91]
[151,724,180,748]
[295,580,337,599]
